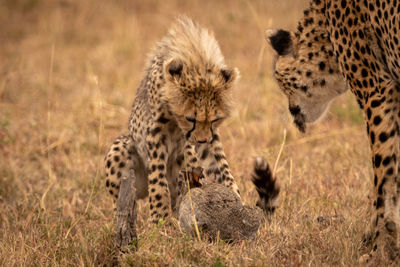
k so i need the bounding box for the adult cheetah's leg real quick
[361,82,400,263]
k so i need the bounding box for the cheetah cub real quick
[104,17,278,223]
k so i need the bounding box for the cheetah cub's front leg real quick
[175,143,205,214]
[175,136,241,211]
[210,132,240,196]
[146,124,172,223]
[196,132,240,196]
[177,132,241,198]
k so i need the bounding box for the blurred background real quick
[0,0,373,265]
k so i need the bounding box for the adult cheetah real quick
[265,0,400,263]
[104,18,280,224]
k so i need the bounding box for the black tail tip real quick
[252,157,280,214]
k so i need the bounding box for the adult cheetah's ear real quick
[165,58,183,82]
[221,67,239,87]
[265,29,293,56]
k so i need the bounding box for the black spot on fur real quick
[374,154,382,168]
[157,116,169,124]
[201,148,209,160]
[376,197,384,208]
[319,61,326,71]
[150,127,162,137]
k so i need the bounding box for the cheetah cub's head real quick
[161,17,239,145]
[164,58,239,144]
[265,28,347,133]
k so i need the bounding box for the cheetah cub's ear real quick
[265,29,294,56]
[165,58,184,82]
[220,67,240,88]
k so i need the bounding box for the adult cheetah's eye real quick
[185,117,196,123]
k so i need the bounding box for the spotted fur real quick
[266,0,400,263]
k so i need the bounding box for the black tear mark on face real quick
[289,105,306,133]
[293,114,306,133]
[289,105,301,116]
[185,118,196,140]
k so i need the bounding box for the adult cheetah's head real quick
[163,58,239,144]
[265,25,347,132]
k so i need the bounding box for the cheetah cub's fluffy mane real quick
[148,17,240,118]
[158,16,226,69]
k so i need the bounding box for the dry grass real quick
[0,0,383,265]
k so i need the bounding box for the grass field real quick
[0,0,384,265]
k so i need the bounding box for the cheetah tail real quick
[251,157,280,214]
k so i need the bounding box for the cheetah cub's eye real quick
[185,117,196,123]
[211,118,223,124]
